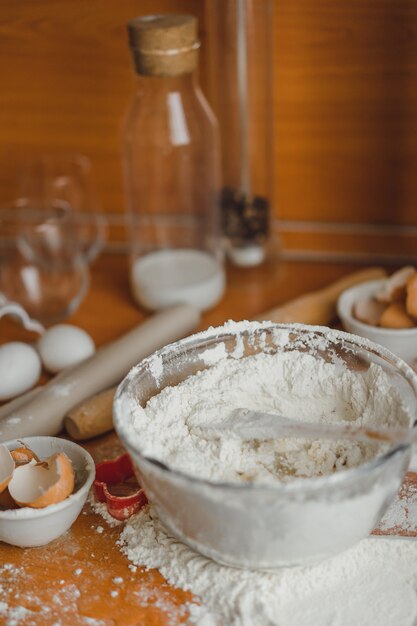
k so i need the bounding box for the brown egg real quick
[379,302,415,329]
[8,452,75,509]
[353,297,387,326]
[406,272,417,319]
[0,445,15,495]
[375,266,415,303]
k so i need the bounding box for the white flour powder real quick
[119,505,417,626]
[128,349,409,483]
[378,479,417,533]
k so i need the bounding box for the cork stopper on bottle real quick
[127,14,199,77]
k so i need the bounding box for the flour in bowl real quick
[127,347,409,483]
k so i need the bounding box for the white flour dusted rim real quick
[116,322,417,488]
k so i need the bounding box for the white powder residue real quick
[147,354,164,383]
[0,564,106,626]
[119,505,417,626]
[127,349,409,483]
[88,493,122,527]
[378,479,417,533]
[0,605,32,626]
[133,582,194,626]
[199,344,228,365]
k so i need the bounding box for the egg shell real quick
[11,446,40,467]
[38,324,95,374]
[338,278,417,363]
[406,272,417,319]
[0,445,15,494]
[375,266,415,303]
[379,302,415,329]
[0,342,41,401]
[0,436,95,547]
[353,297,387,326]
[8,452,75,508]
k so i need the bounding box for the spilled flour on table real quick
[118,505,417,626]
[0,563,106,626]
[88,493,123,528]
[378,477,417,533]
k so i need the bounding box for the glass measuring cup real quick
[0,199,90,325]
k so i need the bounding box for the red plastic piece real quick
[93,453,148,521]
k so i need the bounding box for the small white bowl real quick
[337,279,417,364]
[0,436,95,547]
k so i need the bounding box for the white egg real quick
[38,324,95,374]
[0,342,42,401]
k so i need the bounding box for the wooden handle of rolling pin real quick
[255,267,386,324]
[64,386,117,440]
[0,304,200,442]
[64,267,387,441]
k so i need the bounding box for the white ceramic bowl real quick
[337,279,417,365]
[0,436,95,547]
[114,323,417,569]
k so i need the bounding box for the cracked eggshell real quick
[0,437,95,547]
[0,342,41,401]
[353,297,387,326]
[38,324,95,373]
[406,273,417,319]
[380,302,415,329]
[8,452,75,509]
[10,446,40,467]
[0,444,15,494]
[338,279,417,364]
[375,266,415,303]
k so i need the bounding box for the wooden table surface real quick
[0,254,415,626]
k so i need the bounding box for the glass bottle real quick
[123,14,225,311]
[206,0,275,267]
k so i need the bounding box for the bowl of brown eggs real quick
[337,266,417,364]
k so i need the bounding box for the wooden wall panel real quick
[0,0,417,248]
[0,0,206,217]
[274,0,417,225]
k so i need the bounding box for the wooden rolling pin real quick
[65,386,117,441]
[255,266,386,324]
[0,304,200,442]
[65,266,386,441]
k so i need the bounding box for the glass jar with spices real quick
[206,0,275,267]
[123,14,225,311]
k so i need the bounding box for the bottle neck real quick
[135,71,198,96]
